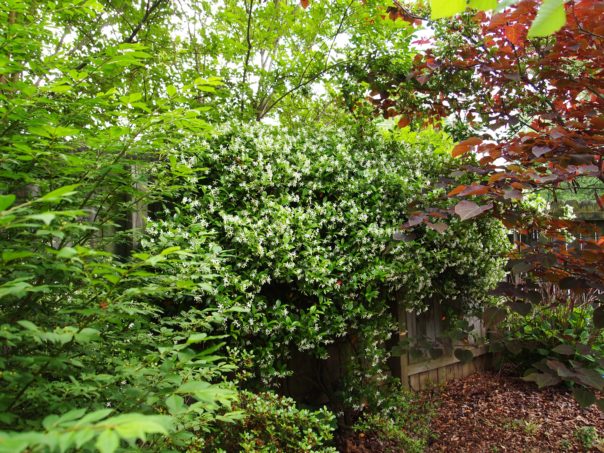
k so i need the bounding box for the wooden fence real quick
[390,202,604,391]
[390,296,490,390]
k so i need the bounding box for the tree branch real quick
[74,0,166,71]
[240,0,254,116]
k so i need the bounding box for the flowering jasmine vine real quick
[143,123,509,406]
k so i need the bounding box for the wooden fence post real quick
[389,292,410,388]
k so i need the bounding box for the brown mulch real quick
[428,372,603,453]
[338,372,603,452]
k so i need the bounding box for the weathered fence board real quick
[391,294,490,390]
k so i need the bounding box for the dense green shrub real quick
[352,382,434,453]
[0,190,243,452]
[497,302,604,407]
[0,2,241,450]
[144,123,510,410]
[205,391,337,452]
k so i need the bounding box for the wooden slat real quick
[454,363,462,379]
[407,345,488,375]
[446,363,457,381]
[418,372,431,390]
[461,361,473,378]
[410,374,420,391]
[437,367,447,384]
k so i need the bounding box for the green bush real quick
[0,0,256,449]
[498,303,604,407]
[0,193,241,452]
[206,391,337,453]
[0,0,507,450]
[144,122,509,410]
[352,383,434,453]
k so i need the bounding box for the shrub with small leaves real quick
[145,122,509,410]
[205,391,337,453]
[352,381,435,453]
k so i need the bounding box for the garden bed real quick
[428,372,603,452]
[340,371,603,452]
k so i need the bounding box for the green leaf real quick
[38,184,80,202]
[430,0,467,19]
[0,434,30,453]
[73,430,96,449]
[78,409,113,425]
[0,195,16,212]
[2,251,33,262]
[27,213,56,225]
[468,0,498,10]
[75,328,101,344]
[109,414,170,440]
[17,320,39,331]
[95,430,119,453]
[57,408,87,424]
[57,247,78,259]
[454,348,474,364]
[572,386,596,408]
[0,281,34,299]
[176,381,212,394]
[186,333,208,344]
[129,92,142,103]
[50,126,80,137]
[165,395,186,415]
[160,246,181,255]
[527,0,566,38]
[175,381,235,405]
[83,0,104,13]
[42,414,60,430]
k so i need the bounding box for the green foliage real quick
[168,0,417,124]
[353,384,434,453]
[428,0,566,37]
[0,0,514,448]
[527,0,566,38]
[206,391,337,452]
[573,425,601,450]
[144,122,509,407]
[430,0,468,19]
[0,411,171,453]
[0,190,242,452]
[0,1,244,450]
[498,304,604,408]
